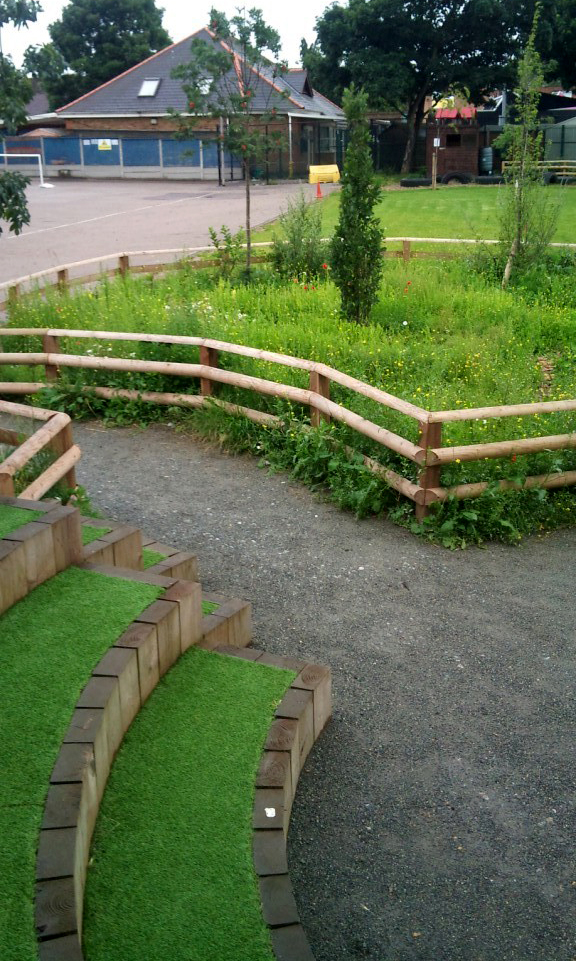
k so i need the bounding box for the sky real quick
[2,0,327,69]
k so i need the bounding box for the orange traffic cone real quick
[316,180,323,199]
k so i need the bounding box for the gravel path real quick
[74,421,576,961]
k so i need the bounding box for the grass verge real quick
[0,567,161,961]
[83,647,296,961]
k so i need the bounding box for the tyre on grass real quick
[440,171,473,185]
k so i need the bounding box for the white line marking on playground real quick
[4,192,217,240]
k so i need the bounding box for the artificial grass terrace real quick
[83,647,297,961]
[0,567,162,961]
[0,503,42,539]
[81,524,112,545]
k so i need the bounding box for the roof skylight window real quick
[138,78,160,97]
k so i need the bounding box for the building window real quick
[138,79,161,97]
[319,125,336,152]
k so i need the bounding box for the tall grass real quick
[4,252,576,543]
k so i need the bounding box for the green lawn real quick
[254,183,576,243]
[0,567,161,961]
[83,647,296,961]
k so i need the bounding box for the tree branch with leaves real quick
[0,0,40,236]
[172,7,287,277]
[495,3,559,288]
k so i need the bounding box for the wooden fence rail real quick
[0,399,79,498]
[4,236,576,311]
[1,328,575,518]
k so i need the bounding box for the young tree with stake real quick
[496,4,559,288]
[172,8,287,277]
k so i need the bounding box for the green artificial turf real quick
[81,524,113,546]
[0,504,42,539]
[83,647,297,961]
[0,567,161,961]
[142,546,166,568]
[202,599,219,615]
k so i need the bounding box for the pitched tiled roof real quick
[57,28,344,120]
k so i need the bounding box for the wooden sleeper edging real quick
[0,496,83,614]
[34,571,202,958]
[215,645,332,961]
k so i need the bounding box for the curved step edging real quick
[0,495,83,615]
[34,568,202,960]
[215,646,332,961]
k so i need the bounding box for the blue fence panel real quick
[4,138,41,164]
[44,137,81,166]
[82,138,120,165]
[162,139,200,166]
[122,138,160,166]
[202,140,218,167]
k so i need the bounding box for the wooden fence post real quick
[118,254,130,276]
[48,419,77,491]
[199,346,219,396]
[402,240,411,263]
[57,268,69,292]
[42,333,60,382]
[309,370,331,427]
[0,472,15,496]
[8,284,20,307]
[415,421,442,521]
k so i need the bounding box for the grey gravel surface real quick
[0,179,338,283]
[73,421,576,961]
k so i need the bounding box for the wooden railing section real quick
[3,235,576,312]
[1,329,575,518]
[0,398,79,498]
[502,159,576,178]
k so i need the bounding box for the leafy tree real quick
[22,43,68,110]
[303,0,537,173]
[495,5,559,288]
[0,0,40,236]
[271,191,329,280]
[172,7,286,277]
[550,0,576,89]
[330,85,383,324]
[25,0,171,108]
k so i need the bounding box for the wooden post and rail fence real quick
[1,328,575,519]
[4,235,576,313]
[0,398,80,499]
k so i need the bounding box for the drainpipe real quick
[218,116,225,185]
[288,115,293,178]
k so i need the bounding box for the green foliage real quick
[495,5,559,287]
[22,43,68,111]
[172,7,286,274]
[26,0,171,108]
[0,0,39,235]
[331,86,383,324]
[551,0,576,89]
[7,246,576,545]
[304,0,535,172]
[0,171,31,236]
[0,50,32,129]
[271,192,330,280]
[208,224,246,279]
